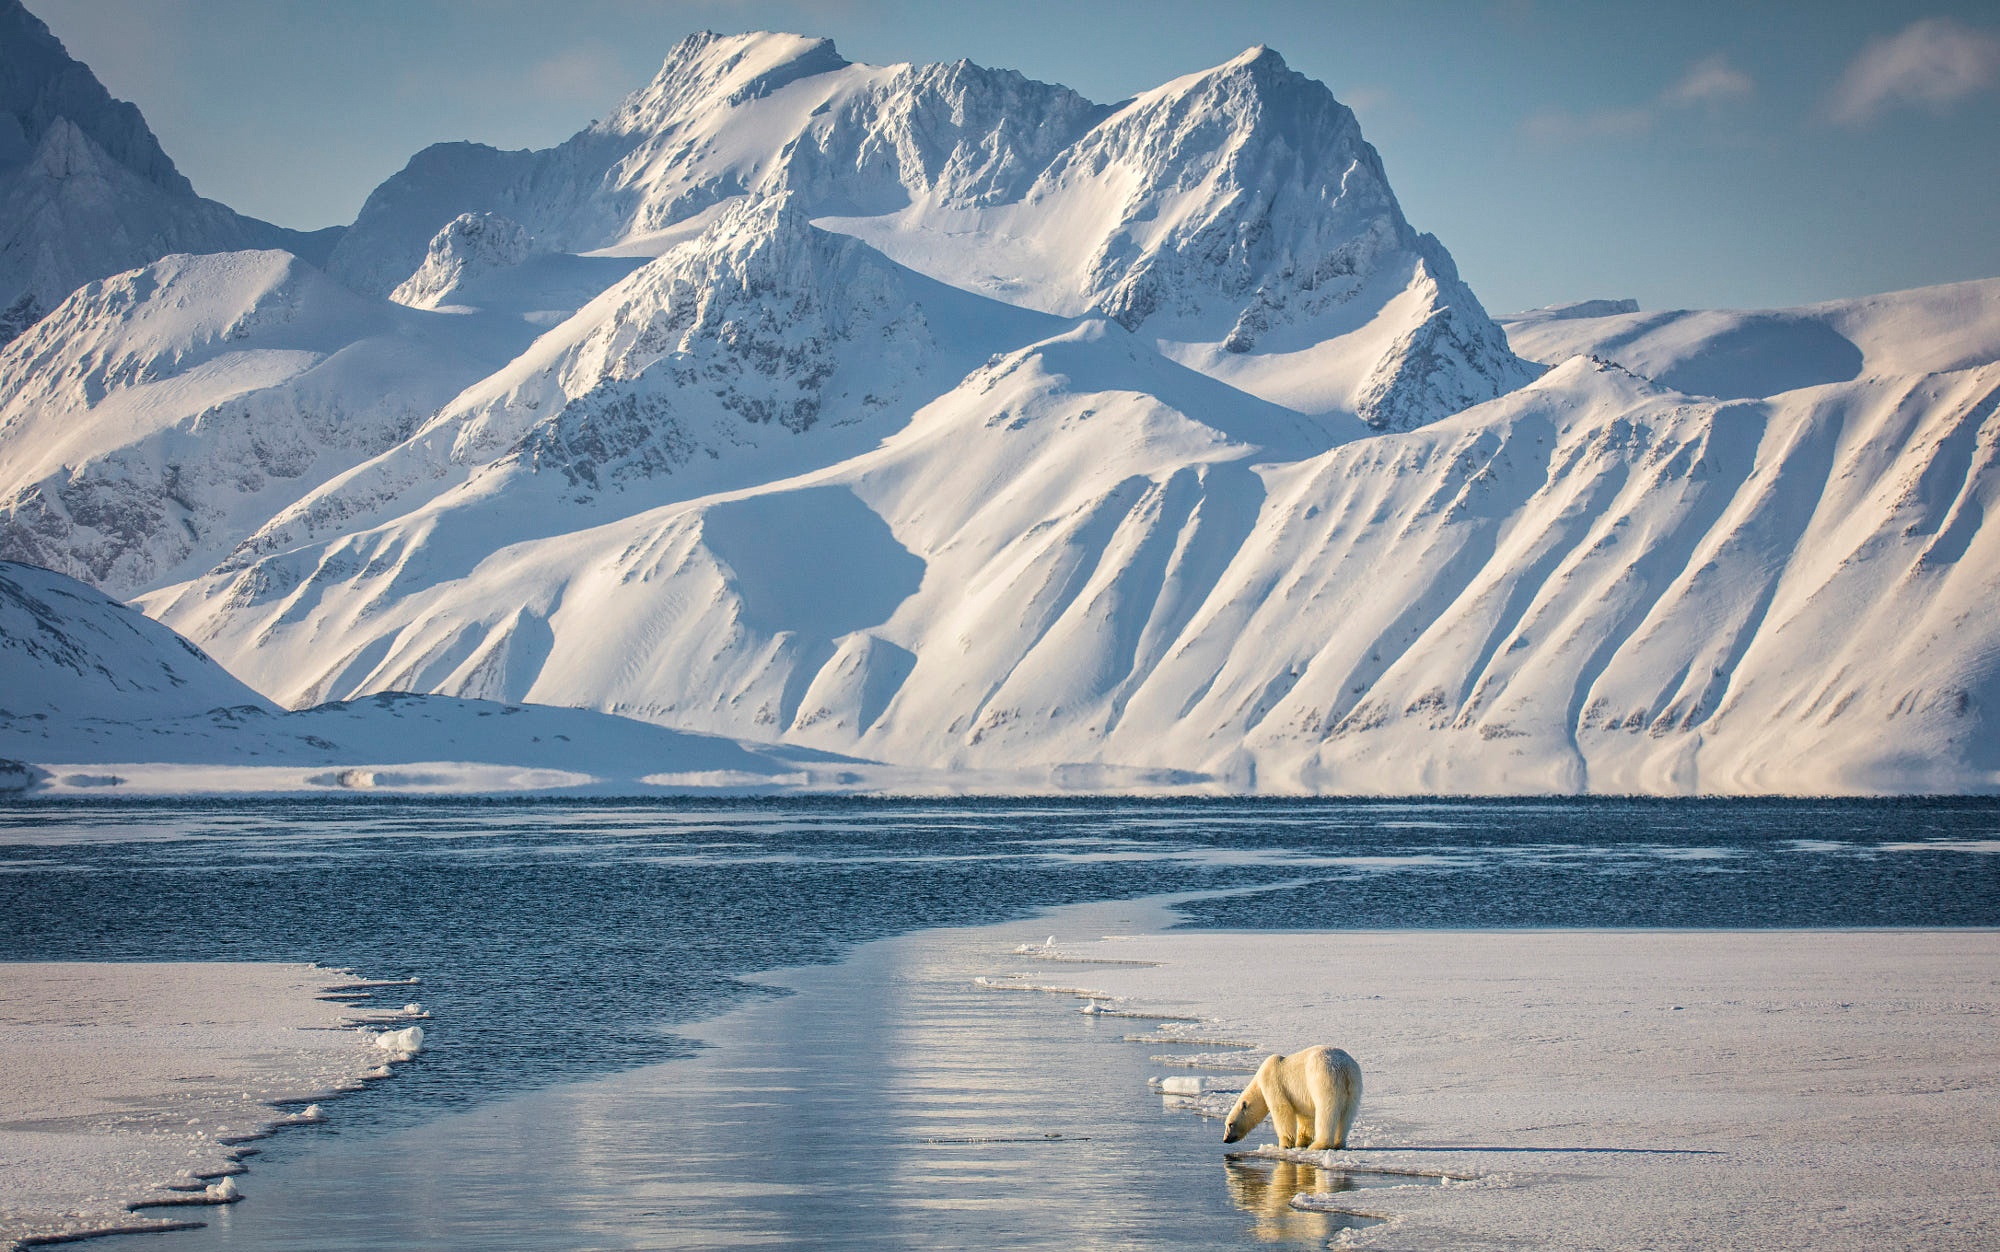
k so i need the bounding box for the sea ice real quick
[1021,928,2000,1251]
[1154,1075,1235,1096]
[372,1025,425,1055]
[0,962,420,1248]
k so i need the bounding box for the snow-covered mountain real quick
[0,0,336,343]
[0,249,534,595]
[324,31,1536,429]
[3,17,1997,795]
[141,280,2000,795]
[0,560,841,796]
[1,556,270,722]
[1500,279,2000,398]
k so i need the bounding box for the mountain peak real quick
[0,0,193,196]
[600,31,848,135]
[1228,43,1287,71]
[389,211,535,309]
[0,0,335,343]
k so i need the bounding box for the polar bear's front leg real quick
[1262,1063,1299,1147]
[1290,1109,1316,1148]
[1272,1107,1298,1148]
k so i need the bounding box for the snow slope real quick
[146,311,2000,794]
[5,23,1997,795]
[216,194,1073,573]
[1,558,271,723]
[0,251,535,596]
[0,0,335,342]
[1501,278,2000,400]
[0,560,844,795]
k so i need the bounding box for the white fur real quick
[1221,1045,1362,1150]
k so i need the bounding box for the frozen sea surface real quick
[3,797,1995,1247]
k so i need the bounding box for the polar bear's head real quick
[1221,1081,1271,1143]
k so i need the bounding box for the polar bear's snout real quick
[1222,1084,1269,1143]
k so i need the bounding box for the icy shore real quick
[997,926,2000,1250]
[0,963,425,1248]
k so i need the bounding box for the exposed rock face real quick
[0,0,335,342]
[390,212,536,309]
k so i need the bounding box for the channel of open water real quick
[3,797,1996,1249]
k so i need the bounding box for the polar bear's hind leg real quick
[1306,1046,1362,1150]
[1328,1048,1362,1150]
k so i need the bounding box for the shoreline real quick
[0,963,425,1250]
[5,914,1996,1250]
[8,767,2000,799]
[990,924,2000,1250]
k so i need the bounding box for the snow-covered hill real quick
[0,561,841,796]
[0,0,335,343]
[1501,278,2000,399]
[144,300,2000,795]
[4,18,1997,795]
[0,250,535,596]
[1,557,270,722]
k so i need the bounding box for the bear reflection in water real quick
[1223,1158,1385,1244]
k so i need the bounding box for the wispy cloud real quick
[1523,53,1754,144]
[1829,17,2000,124]
[1662,54,1755,107]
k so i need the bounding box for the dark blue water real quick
[4,796,1995,1137]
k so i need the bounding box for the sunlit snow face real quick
[1222,1086,1270,1143]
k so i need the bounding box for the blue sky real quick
[30,0,2000,314]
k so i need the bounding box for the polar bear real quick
[1221,1045,1362,1150]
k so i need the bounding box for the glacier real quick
[1,16,1996,795]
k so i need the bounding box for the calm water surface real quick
[2,797,1995,1248]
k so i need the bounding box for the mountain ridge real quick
[2,12,1996,795]
[0,0,339,342]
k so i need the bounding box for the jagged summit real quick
[319,30,1533,426]
[326,31,1105,295]
[0,0,337,342]
[600,31,849,134]
[0,0,191,195]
